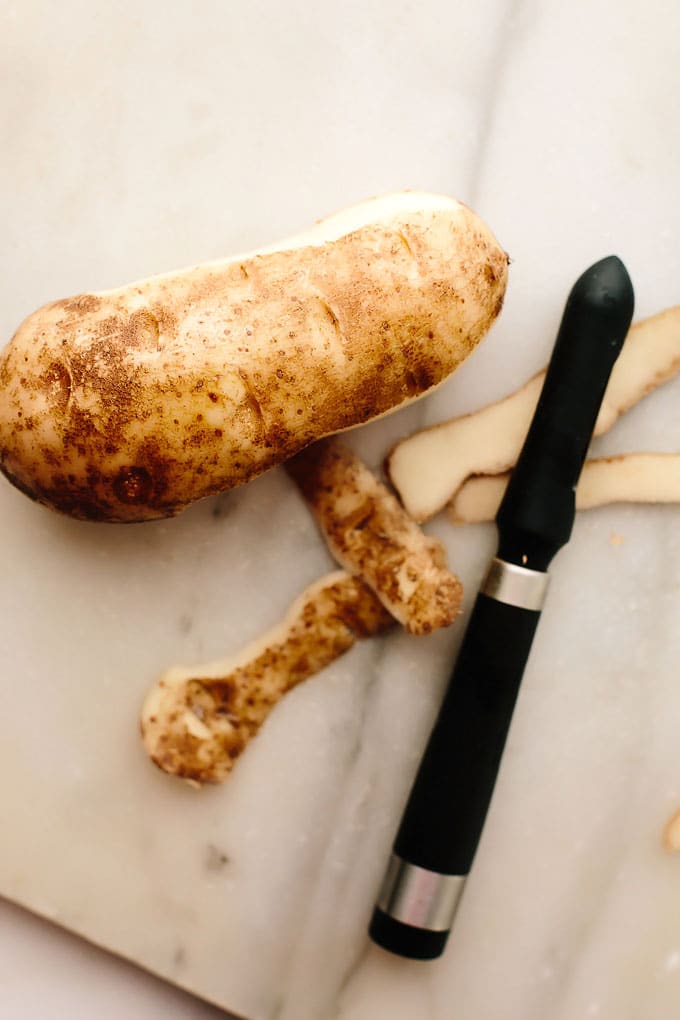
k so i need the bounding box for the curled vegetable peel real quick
[141,572,392,783]
[451,453,680,523]
[388,307,680,521]
[143,441,465,784]
[286,439,462,634]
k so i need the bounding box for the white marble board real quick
[2,2,680,1018]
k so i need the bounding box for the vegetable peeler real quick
[369,255,635,960]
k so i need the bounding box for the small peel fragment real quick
[663,808,680,853]
[450,453,680,524]
[286,438,462,634]
[141,571,393,783]
[388,307,680,521]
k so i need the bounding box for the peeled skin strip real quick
[451,453,680,524]
[286,438,462,634]
[389,373,544,523]
[388,307,680,521]
[140,571,393,783]
[0,192,508,522]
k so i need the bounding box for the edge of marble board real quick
[1,890,249,1019]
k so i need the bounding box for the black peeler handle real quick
[497,255,635,570]
[370,256,634,961]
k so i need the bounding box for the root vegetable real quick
[0,192,507,522]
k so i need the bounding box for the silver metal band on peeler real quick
[480,558,549,611]
[376,854,466,932]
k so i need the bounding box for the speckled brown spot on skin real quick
[404,369,420,397]
[42,360,73,415]
[40,446,60,468]
[16,472,112,521]
[265,421,293,452]
[113,466,153,505]
[62,405,101,451]
[126,309,160,347]
[151,305,178,336]
[406,361,437,396]
[62,294,102,315]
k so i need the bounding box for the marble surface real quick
[2,1,680,1018]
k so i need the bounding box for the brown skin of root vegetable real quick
[286,438,462,634]
[0,192,507,522]
[140,571,393,784]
